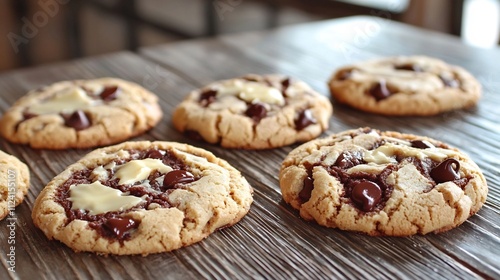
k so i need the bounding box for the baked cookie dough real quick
[173,74,333,149]
[0,78,163,149]
[32,141,253,255]
[280,127,488,236]
[328,56,481,116]
[0,150,30,220]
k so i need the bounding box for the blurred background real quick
[1,0,499,72]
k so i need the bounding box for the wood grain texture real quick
[0,16,499,279]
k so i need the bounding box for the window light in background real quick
[462,0,500,47]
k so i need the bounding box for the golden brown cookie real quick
[0,78,163,149]
[32,141,253,255]
[280,127,488,236]
[0,150,30,220]
[328,56,481,116]
[173,74,332,149]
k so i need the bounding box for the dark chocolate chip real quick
[242,76,259,82]
[351,181,382,212]
[163,170,195,189]
[245,103,267,122]
[146,149,163,159]
[22,111,38,120]
[395,64,423,72]
[64,110,90,130]
[281,78,290,90]
[439,75,460,88]
[295,109,317,130]
[199,89,218,106]
[430,158,460,183]
[184,130,203,141]
[369,80,393,101]
[410,140,432,149]
[103,218,138,239]
[299,175,314,202]
[334,151,364,169]
[100,86,119,101]
[336,69,352,80]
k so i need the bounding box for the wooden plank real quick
[140,16,500,279]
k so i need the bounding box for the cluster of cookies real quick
[0,56,487,256]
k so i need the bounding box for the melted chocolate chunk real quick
[299,163,315,204]
[64,110,90,130]
[439,74,460,88]
[56,148,199,241]
[100,86,119,101]
[351,181,382,212]
[242,76,259,82]
[369,80,393,101]
[430,158,460,183]
[199,89,218,107]
[295,109,317,130]
[334,151,364,169]
[163,170,195,189]
[245,103,267,122]
[395,64,423,72]
[328,162,395,212]
[103,217,138,239]
[410,140,432,149]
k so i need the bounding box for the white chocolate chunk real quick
[363,143,457,165]
[114,158,173,185]
[69,181,145,215]
[28,87,99,114]
[217,80,285,105]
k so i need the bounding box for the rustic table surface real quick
[0,16,499,280]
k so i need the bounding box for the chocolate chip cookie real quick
[173,74,333,149]
[0,150,30,220]
[280,128,488,236]
[0,78,163,149]
[32,141,253,255]
[328,56,481,116]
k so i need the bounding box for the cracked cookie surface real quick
[32,141,254,255]
[172,74,332,149]
[0,78,162,149]
[280,127,488,236]
[328,56,481,116]
[0,150,30,220]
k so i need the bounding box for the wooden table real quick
[1,16,499,279]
